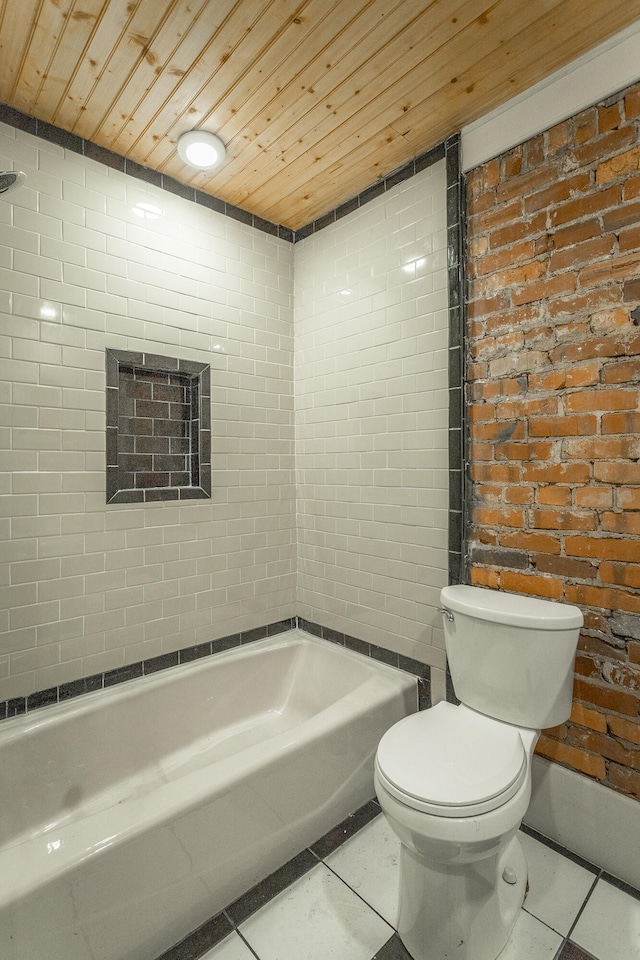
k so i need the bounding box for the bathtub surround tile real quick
[294,154,451,671]
[103,661,144,687]
[6,696,26,717]
[209,634,243,656]
[179,641,217,663]
[144,651,180,674]
[1,116,296,703]
[25,685,58,710]
[1,108,456,706]
[571,879,640,960]
[0,619,295,720]
[58,675,103,700]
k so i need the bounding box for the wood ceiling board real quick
[17,1,106,124]
[395,0,640,150]
[55,1,180,138]
[250,0,640,226]
[0,0,44,102]
[132,0,330,173]
[230,0,532,221]
[107,0,289,166]
[214,0,468,202]
[86,0,214,152]
[190,0,386,196]
[1,0,639,229]
[175,0,579,220]
[261,127,415,230]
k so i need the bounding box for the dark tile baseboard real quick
[155,799,382,960]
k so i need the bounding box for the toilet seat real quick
[376,701,527,818]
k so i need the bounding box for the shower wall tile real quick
[294,161,449,670]
[0,120,296,701]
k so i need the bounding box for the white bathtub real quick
[0,629,417,960]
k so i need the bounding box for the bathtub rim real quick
[0,628,417,739]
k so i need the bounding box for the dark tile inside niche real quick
[105,349,211,504]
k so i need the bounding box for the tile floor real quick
[159,800,640,960]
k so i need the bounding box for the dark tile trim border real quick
[0,617,428,723]
[297,619,430,710]
[291,143,445,242]
[445,133,466,588]
[105,348,211,504]
[520,823,600,876]
[0,103,294,243]
[0,102,446,245]
[521,821,640,899]
[556,943,598,960]
[0,618,294,722]
[155,798,382,959]
[156,807,640,960]
[372,935,414,960]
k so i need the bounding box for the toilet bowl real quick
[375,585,582,960]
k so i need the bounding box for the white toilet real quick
[374,584,583,960]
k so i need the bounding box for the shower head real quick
[0,170,27,196]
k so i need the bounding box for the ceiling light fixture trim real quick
[177,130,226,170]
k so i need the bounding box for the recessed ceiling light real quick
[177,130,226,170]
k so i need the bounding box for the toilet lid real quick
[376,702,527,818]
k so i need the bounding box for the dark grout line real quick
[235,928,262,959]
[520,822,600,876]
[154,798,381,959]
[600,870,640,902]
[562,872,602,954]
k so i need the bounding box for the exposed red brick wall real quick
[466,82,640,801]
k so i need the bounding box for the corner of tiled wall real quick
[1,109,457,704]
[293,157,450,680]
[0,117,296,701]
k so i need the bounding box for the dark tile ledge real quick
[0,617,430,723]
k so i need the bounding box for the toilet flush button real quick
[502,867,517,885]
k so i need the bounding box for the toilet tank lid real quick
[440,585,583,630]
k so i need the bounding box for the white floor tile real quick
[201,932,256,959]
[519,831,597,935]
[239,861,394,960]
[325,813,401,926]
[498,909,563,960]
[572,879,640,960]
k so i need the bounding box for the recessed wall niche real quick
[106,349,211,504]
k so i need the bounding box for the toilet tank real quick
[440,585,583,729]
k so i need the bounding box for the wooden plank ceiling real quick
[0,0,638,230]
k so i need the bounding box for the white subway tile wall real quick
[0,121,296,700]
[294,161,449,675]
[1,122,449,703]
